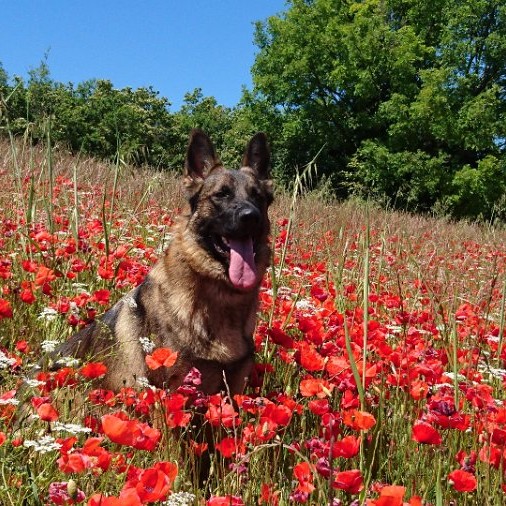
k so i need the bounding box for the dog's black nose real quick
[238,206,260,226]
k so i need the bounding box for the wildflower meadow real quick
[0,138,506,505]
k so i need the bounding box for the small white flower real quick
[443,371,467,383]
[55,356,80,368]
[0,351,17,369]
[40,340,62,353]
[136,376,153,388]
[23,378,47,388]
[23,435,62,454]
[52,422,92,434]
[139,336,155,354]
[162,491,196,506]
[0,397,19,406]
[38,307,59,321]
[70,282,90,293]
[295,299,315,311]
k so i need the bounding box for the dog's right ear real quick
[184,129,220,182]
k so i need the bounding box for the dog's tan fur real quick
[55,130,273,396]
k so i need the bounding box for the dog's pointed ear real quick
[184,129,220,180]
[242,132,271,180]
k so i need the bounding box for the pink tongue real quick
[228,237,257,290]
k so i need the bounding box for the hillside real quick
[0,140,505,504]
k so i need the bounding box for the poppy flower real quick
[36,402,59,422]
[91,288,111,305]
[308,399,330,415]
[332,435,360,458]
[267,326,294,349]
[206,496,245,506]
[80,362,108,379]
[88,488,142,506]
[298,342,325,372]
[190,440,209,456]
[134,468,173,503]
[373,485,406,506]
[101,412,160,451]
[0,298,12,319]
[145,347,178,370]
[333,469,363,494]
[343,410,376,431]
[448,469,477,492]
[205,401,241,428]
[412,420,442,445]
[215,436,238,458]
[293,461,314,494]
[34,265,57,286]
[299,377,334,398]
[259,483,280,506]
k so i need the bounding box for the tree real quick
[251,0,506,218]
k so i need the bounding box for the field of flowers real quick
[0,139,506,505]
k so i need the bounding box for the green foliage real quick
[1,0,506,220]
[251,0,506,219]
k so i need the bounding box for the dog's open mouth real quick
[212,235,258,290]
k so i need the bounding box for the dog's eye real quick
[215,186,232,199]
[249,187,262,203]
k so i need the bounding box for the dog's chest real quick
[171,300,255,364]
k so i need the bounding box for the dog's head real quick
[183,129,273,292]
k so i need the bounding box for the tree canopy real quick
[1,0,505,220]
[251,0,506,218]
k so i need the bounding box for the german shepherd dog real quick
[54,129,273,396]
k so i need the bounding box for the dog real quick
[53,129,273,396]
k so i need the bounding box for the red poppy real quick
[215,436,239,458]
[308,399,330,415]
[20,283,36,304]
[298,342,325,372]
[332,435,360,458]
[412,420,442,445]
[91,288,111,305]
[373,485,406,506]
[145,347,178,370]
[343,410,376,431]
[57,452,91,474]
[134,468,172,503]
[448,469,477,492]
[260,403,292,427]
[0,298,13,319]
[205,401,241,428]
[80,362,108,379]
[101,412,161,451]
[293,461,314,494]
[206,496,245,506]
[15,340,30,353]
[333,469,363,494]
[267,326,294,349]
[259,483,280,506]
[299,377,334,398]
[36,402,59,422]
[88,488,142,506]
[165,409,192,429]
[34,265,57,286]
[190,440,209,456]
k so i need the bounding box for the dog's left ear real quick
[242,133,271,180]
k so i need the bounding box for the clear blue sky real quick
[1,0,286,110]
